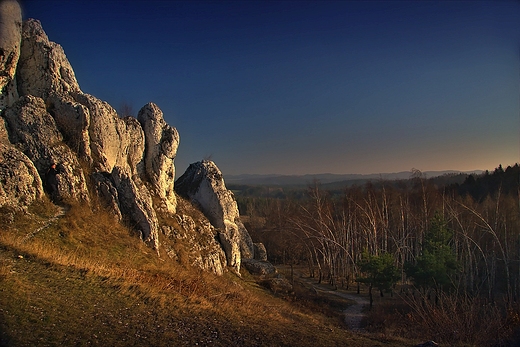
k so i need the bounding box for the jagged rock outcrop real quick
[175,160,255,273]
[0,0,21,110]
[138,103,179,214]
[0,142,43,209]
[162,200,227,275]
[0,2,261,276]
[17,18,80,99]
[111,166,159,250]
[7,17,164,248]
[3,95,89,202]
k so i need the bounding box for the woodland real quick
[234,164,520,345]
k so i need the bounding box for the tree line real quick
[239,164,520,305]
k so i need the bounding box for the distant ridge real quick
[225,170,484,186]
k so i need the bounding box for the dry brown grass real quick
[0,200,410,346]
[363,287,520,347]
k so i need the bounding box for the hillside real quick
[0,200,413,347]
[225,170,483,187]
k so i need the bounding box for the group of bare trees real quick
[243,165,520,303]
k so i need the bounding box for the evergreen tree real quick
[358,252,400,309]
[405,213,458,292]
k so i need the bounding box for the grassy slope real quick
[0,201,410,347]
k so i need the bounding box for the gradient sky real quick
[20,0,520,176]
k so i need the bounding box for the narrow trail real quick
[20,204,69,244]
[295,275,369,331]
[325,289,369,331]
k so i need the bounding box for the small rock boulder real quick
[254,243,268,261]
[260,275,293,294]
[242,259,276,276]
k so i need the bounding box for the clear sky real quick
[20,0,520,176]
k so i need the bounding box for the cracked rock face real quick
[0,0,22,110]
[138,103,179,214]
[17,19,80,99]
[3,95,90,202]
[0,142,43,209]
[175,160,255,273]
[2,15,169,251]
[0,5,257,275]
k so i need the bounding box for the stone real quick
[72,92,145,174]
[0,142,43,209]
[17,19,80,99]
[138,103,179,213]
[0,0,22,110]
[91,172,122,220]
[111,166,159,251]
[254,243,268,261]
[175,160,256,272]
[3,95,89,202]
[0,13,240,276]
[163,199,227,275]
[242,259,276,276]
[260,275,293,294]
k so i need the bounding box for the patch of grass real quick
[0,201,413,346]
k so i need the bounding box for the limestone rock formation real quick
[8,17,165,249]
[254,243,268,261]
[0,0,22,110]
[111,166,159,250]
[175,160,255,272]
[17,18,80,99]
[138,103,179,214]
[162,199,227,275]
[0,142,43,209]
[0,2,259,276]
[3,95,90,202]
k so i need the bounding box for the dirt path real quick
[325,289,369,331]
[20,204,68,243]
[296,275,369,331]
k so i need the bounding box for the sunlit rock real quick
[17,19,80,99]
[138,102,179,213]
[0,13,233,275]
[111,166,160,251]
[0,0,22,110]
[0,142,43,209]
[175,160,255,273]
[3,95,89,202]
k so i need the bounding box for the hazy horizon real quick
[22,1,520,176]
[223,167,488,177]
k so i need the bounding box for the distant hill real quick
[225,170,484,187]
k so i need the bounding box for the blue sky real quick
[20,1,520,176]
